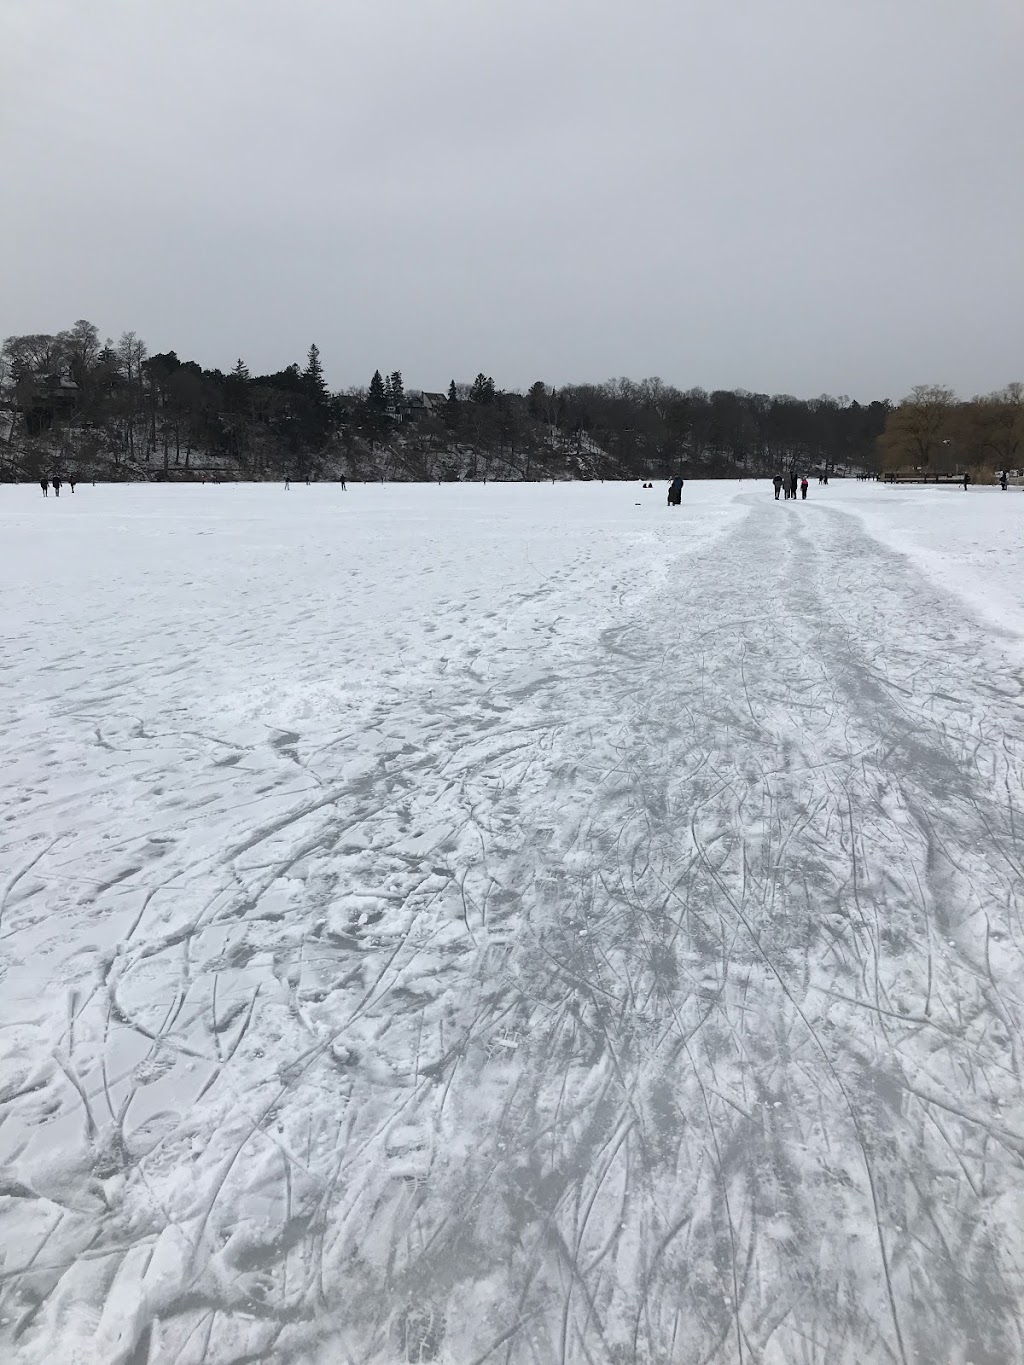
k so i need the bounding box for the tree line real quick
[1,320,1018,481]
[879,384,1023,477]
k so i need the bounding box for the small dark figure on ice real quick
[789,471,798,500]
[801,477,808,500]
[1000,472,1008,490]
[773,474,783,500]
[68,477,76,493]
[963,471,971,491]
[51,477,61,497]
[667,476,683,507]
[39,479,48,496]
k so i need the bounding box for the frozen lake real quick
[2,479,1024,1364]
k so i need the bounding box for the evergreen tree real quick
[528,380,548,419]
[368,369,386,410]
[304,344,327,403]
[390,371,404,403]
[470,373,496,404]
[361,368,391,450]
[231,358,249,381]
[445,379,460,432]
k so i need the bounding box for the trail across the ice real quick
[1,483,1023,1364]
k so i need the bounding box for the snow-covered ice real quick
[2,479,1024,1364]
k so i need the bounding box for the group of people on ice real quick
[773,472,809,501]
[657,466,1012,507]
[665,472,814,506]
[284,477,346,490]
[39,476,75,496]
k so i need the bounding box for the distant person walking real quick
[51,477,61,497]
[667,475,683,507]
[68,477,76,493]
[1000,472,1008,491]
[340,477,347,491]
[39,479,48,497]
[963,471,971,491]
[773,474,783,500]
[801,477,809,500]
[285,478,290,490]
[789,471,798,500]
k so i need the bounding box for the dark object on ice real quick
[68,477,76,492]
[789,471,798,499]
[773,475,783,500]
[340,477,347,490]
[39,479,48,496]
[801,478,808,500]
[667,476,683,507]
[963,471,971,491]
[1000,472,1008,490]
[51,477,61,497]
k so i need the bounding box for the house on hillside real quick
[400,391,449,422]
[17,373,79,435]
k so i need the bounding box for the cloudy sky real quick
[2,0,1021,399]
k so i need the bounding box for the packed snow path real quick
[2,483,1024,1365]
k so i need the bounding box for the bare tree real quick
[981,383,1024,473]
[879,385,956,475]
[57,320,101,384]
[1,333,67,378]
[117,331,147,462]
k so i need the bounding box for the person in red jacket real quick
[800,477,809,500]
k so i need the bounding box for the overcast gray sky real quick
[2,0,1021,399]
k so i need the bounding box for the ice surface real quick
[1,480,1024,1364]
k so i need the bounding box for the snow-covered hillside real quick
[2,480,1023,1364]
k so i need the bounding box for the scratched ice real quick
[1,480,1024,1364]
